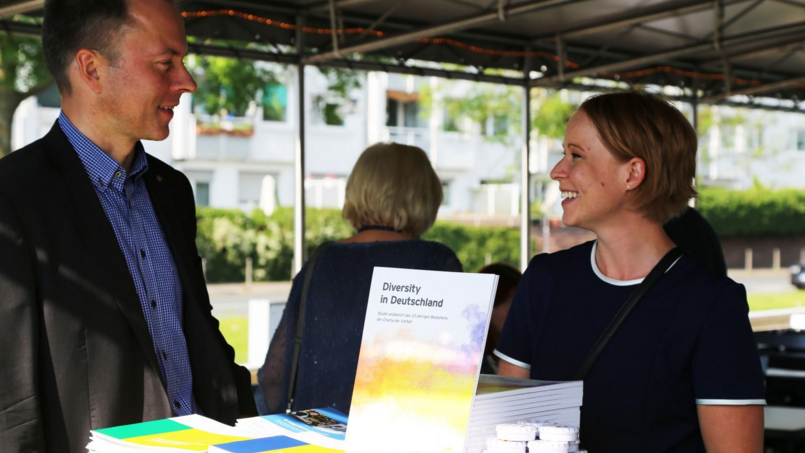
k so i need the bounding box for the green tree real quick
[0,27,54,158]
[312,67,364,125]
[190,56,280,117]
[531,90,575,139]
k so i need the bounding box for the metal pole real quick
[294,16,307,275]
[328,0,340,57]
[691,89,699,209]
[0,0,43,17]
[520,54,533,271]
[702,75,805,103]
[556,34,566,82]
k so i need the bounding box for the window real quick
[791,129,805,151]
[239,172,273,205]
[195,182,210,207]
[441,181,451,207]
[313,95,345,126]
[486,114,509,137]
[262,84,287,122]
[747,128,762,152]
[443,108,459,132]
[403,102,426,128]
[305,176,346,209]
[387,99,400,126]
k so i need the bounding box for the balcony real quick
[194,117,254,160]
[387,126,431,152]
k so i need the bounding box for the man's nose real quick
[176,65,197,94]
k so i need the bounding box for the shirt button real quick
[98,178,105,188]
[140,249,146,259]
[174,400,181,409]
[114,170,122,178]
[162,350,167,360]
[151,300,157,309]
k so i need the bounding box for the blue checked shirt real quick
[59,112,197,416]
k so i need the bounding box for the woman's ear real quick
[625,157,646,191]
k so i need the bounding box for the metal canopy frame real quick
[3,0,805,269]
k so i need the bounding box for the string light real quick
[182,10,384,37]
[185,9,805,91]
[417,38,580,69]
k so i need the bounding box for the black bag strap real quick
[572,246,683,381]
[287,241,333,413]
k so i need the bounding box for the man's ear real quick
[73,49,105,94]
[625,157,646,191]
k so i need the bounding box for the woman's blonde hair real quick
[342,143,442,237]
[579,92,697,224]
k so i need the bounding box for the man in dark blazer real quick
[0,0,256,451]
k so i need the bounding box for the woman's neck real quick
[338,229,414,244]
[593,215,676,281]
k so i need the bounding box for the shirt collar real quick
[58,111,149,193]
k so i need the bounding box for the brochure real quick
[345,267,498,453]
[236,408,348,450]
[209,435,344,453]
[87,414,253,452]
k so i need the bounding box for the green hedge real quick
[196,207,524,283]
[196,186,805,282]
[698,187,805,238]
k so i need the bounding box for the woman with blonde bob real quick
[256,143,462,414]
[496,92,765,452]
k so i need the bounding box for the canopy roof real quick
[3,0,805,107]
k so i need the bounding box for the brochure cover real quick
[345,267,498,453]
[210,435,344,453]
[88,414,253,452]
[236,408,348,450]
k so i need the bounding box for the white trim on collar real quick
[590,241,682,287]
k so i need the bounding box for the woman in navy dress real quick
[256,143,462,415]
[496,92,765,452]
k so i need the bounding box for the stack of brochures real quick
[87,409,348,453]
[86,414,255,452]
[464,375,583,453]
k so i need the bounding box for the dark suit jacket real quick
[0,123,256,453]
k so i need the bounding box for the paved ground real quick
[728,269,794,294]
[209,281,292,318]
[208,269,794,314]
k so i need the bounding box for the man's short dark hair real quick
[43,0,132,95]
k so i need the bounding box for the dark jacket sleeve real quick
[174,170,257,418]
[0,192,47,452]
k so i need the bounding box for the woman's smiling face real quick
[550,110,632,231]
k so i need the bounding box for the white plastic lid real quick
[527,439,581,452]
[516,420,556,428]
[484,438,527,453]
[495,423,538,441]
[539,425,580,442]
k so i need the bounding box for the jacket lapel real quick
[43,123,165,390]
[142,162,198,308]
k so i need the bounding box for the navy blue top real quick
[256,239,462,415]
[495,241,765,453]
[59,112,196,415]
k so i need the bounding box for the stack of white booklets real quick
[465,375,583,453]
